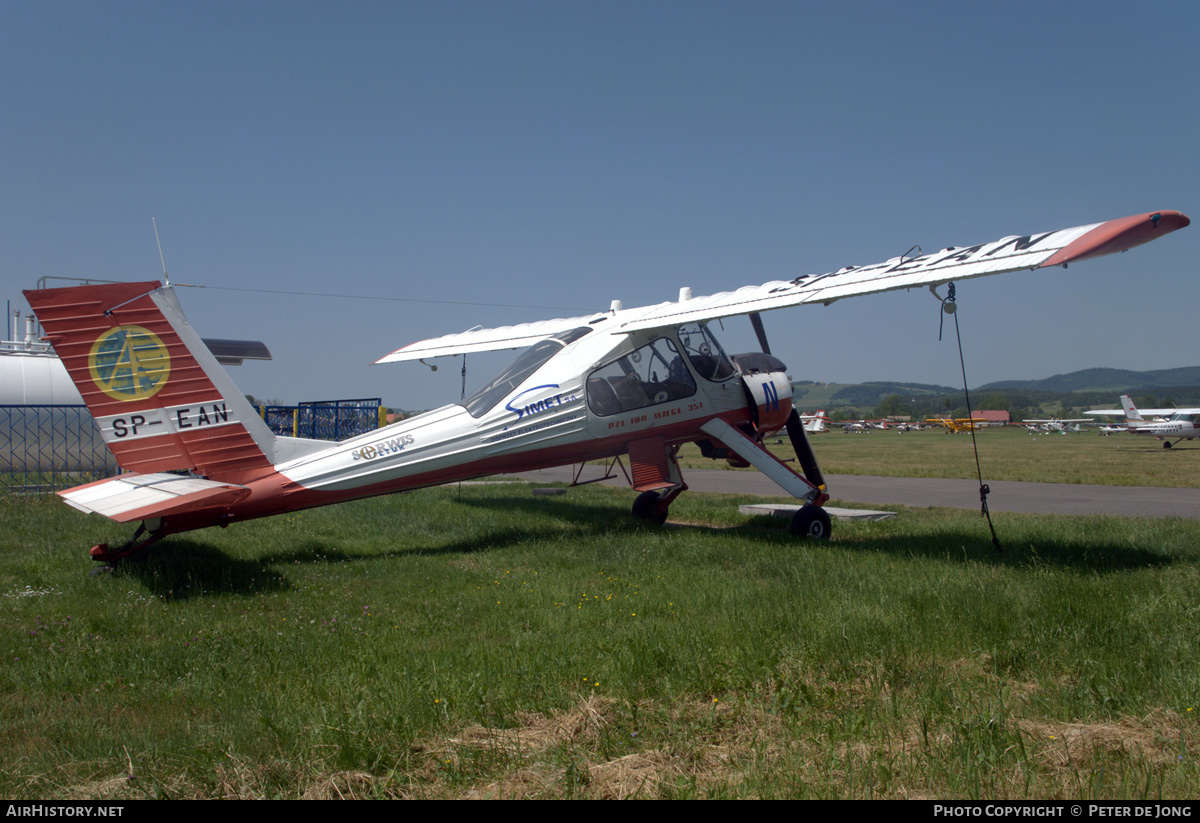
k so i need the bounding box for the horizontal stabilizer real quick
[59,473,251,523]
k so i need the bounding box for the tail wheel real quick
[791,504,831,540]
[632,491,668,525]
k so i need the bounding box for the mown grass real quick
[677,425,1200,488]
[3,482,1199,799]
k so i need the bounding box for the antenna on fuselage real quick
[152,218,170,287]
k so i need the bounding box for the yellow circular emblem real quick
[88,325,172,401]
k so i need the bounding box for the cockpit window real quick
[677,322,736,382]
[463,327,591,418]
[586,337,696,417]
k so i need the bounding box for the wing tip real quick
[1040,209,1189,268]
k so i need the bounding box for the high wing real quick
[376,209,1188,363]
[1085,408,1200,417]
[374,313,606,363]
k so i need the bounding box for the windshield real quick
[677,322,736,382]
[586,336,697,417]
[462,327,591,418]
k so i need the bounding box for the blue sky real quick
[3,1,1197,410]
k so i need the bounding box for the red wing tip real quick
[1149,210,1189,230]
[1040,209,1190,269]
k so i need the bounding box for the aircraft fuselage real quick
[148,322,795,535]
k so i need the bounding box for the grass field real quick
[679,425,1200,488]
[3,464,1200,798]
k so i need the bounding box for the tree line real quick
[837,387,1200,423]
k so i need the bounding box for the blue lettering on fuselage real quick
[505,384,577,420]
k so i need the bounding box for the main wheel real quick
[791,504,831,540]
[632,491,668,525]
[1164,441,1173,449]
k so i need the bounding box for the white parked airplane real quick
[1086,395,1200,448]
[1087,395,1177,424]
[24,208,1189,562]
[799,410,831,433]
[1024,418,1089,434]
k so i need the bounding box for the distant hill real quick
[979,366,1200,393]
[792,380,959,409]
[791,367,1200,415]
[830,381,959,406]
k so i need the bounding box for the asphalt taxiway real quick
[516,465,1198,519]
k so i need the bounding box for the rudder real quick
[25,281,277,480]
[1119,395,1143,422]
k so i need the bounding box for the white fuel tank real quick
[0,352,84,405]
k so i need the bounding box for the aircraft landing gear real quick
[1164,441,1173,449]
[791,504,832,540]
[632,485,686,525]
[89,520,166,564]
[632,490,669,525]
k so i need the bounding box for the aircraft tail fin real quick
[1120,395,1143,422]
[24,281,278,480]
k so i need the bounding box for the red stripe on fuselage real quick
[150,408,752,538]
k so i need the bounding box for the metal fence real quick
[0,404,119,494]
[2,398,384,496]
[262,398,383,441]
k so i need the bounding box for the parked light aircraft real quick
[24,209,1189,562]
[799,410,830,433]
[1086,395,1200,448]
[926,417,990,433]
[1086,395,1177,426]
[837,419,886,432]
[1023,418,1089,434]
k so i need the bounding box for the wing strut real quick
[749,312,827,495]
[786,410,826,493]
[700,418,823,502]
[749,312,772,354]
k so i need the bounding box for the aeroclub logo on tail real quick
[87,325,172,401]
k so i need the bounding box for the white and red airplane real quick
[799,410,831,433]
[1086,395,1200,448]
[24,209,1189,562]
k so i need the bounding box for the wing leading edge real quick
[374,313,608,364]
[376,210,1188,362]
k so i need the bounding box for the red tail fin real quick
[25,281,276,480]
